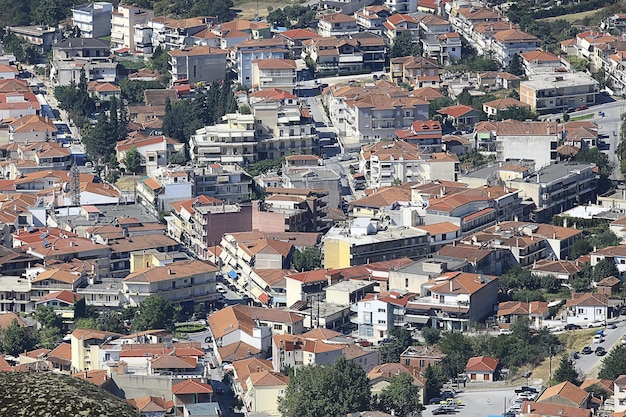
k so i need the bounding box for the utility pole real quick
[548,346,553,387]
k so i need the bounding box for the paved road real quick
[423,386,521,417]
[574,317,626,378]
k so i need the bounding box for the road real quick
[422,386,520,417]
[573,317,626,378]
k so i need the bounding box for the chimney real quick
[449,280,453,292]
[168,268,172,275]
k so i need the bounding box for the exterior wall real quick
[467,370,494,382]
[496,134,558,169]
[247,385,285,413]
[323,239,351,269]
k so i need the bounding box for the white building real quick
[354,292,414,342]
[71,2,113,39]
[190,113,256,165]
[564,293,608,325]
[110,4,154,53]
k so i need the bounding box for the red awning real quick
[258,293,270,304]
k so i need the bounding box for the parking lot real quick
[423,386,535,417]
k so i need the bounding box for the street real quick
[422,386,520,417]
[573,317,626,378]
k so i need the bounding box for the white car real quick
[587,320,604,328]
[621,335,626,345]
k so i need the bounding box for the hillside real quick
[0,372,138,417]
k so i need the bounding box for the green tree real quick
[278,358,371,417]
[598,344,626,380]
[438,332,473,379]
[389,31,421,59]
[95,311,125,334]
[378,373,423,417]
[292,247,322,272]
[505,54,525,77]
[540,274,561,293]
[584,383,612,400]
[423,364,445,402]
[552,354,580,385]
[119,79,166,104]
[34,305,63,330]
[149,46,171,75]
[123,145,143,174]
[422,327,441,345]
[496,106,538,121]
[570,239,592,259]
[380,328,414,364]
[74,317,97,329]
[592,258,619,282]
[132,296,180,332]
[0,319,38,356]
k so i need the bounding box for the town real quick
[1,0,626,416]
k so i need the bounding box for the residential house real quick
[531,259,584,286]
[477,71,521,91]
[390,55,440,88]
[482,97,530,119]
[251,58,298,93]
[437,105,481,129]
[520,50,563,75]
[395,120,443,153]
[350,32,387,71]
[384,14,420,45]
[614,375,626,413]
[354,6,392,35]
[8,115,57,143]
[384,0,417,13]
[465,356,499,382]
[354,291,415,342]
[318,13,360,38]
[302,37,365,76]
[0,275,33,314]
[71,2,113,39]
[116,134,183,175]
[564,293,608,326]
[244,370,289,414]
[537,381,590,408]
[127,396,170,417]
[70,328,123,371]
[405,272,499,331]
[168,46,228,86]
[520,72,598,114]
[387,256,469,294]
[596,276,622,297]
[277,29,321,57]
[149,16,218,52]
[520,402,591,417]
[263,187,330,233]
[171,379,216,417]
[496,300,549,328]
[50,38,117,86]
[47,342,72,372]
[591,245,626,274]
[0,91,40,120]
[421,32,462,65]
[400,345,444,374]
[0,64,18,80]
[122,259,219,307]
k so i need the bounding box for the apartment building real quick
[302,37,365,76]
[318,13,360,38]
[251,59,298,93]
[389,55,440,88]
[359,140,458,187]
[520,50,563,75]
[354,5,392,34]
[263,187,330,233]
[236,38,289,88]
[110,4,154,53]
[192,164,252,203]
[71,2,113,39]
[520,72,598,114]
[384,14,420,45]
[384,0,417,13]
[491,29,540,66]
[323,218,429,269]
[405,272,499,331]
[354,291,415,342]
[116,134,184,175]
[190,113,256,165]
[122,259,219,307]
[50,38,117,86]
[169,46,228,85]
[421,32,462,65]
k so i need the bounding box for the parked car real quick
[515,386,538,394]
[521,370,532,378]
[575,105,588,111]
[570,351,580,359]
[621,335,626,345]
[607,323,617,329]
[565,323,581,330]
[441,390,455,399]
[595,346,606,356]
[430,398,443,405]
[581,346,592,354]
[588,320,604,328]
[593,334,605,343]
[432,407,450,415]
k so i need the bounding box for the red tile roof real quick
[465,356,498,372]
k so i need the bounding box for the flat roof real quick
[325,280,375,292]
[509,162,595,185]
[523,72,598,90]
[54,203,159,227]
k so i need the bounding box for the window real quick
[378,308,386,313]
[274,324,283,330]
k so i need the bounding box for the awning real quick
[228,270,238,279]
[405,315,430,324]
[258,293,270,304]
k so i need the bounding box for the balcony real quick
[338,54,364,64]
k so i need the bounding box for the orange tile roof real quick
[169,46,228,57]
[429,272,497,295]
[249,370,289,387]
[438,104,476,118]
[538,381,589,406]
[253,58,297,69]
[465,355,498,371]
[35,290,80,304]
[124,260,218,283]
[172,379,213,394]
[416,222,460,235]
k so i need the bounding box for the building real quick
[421,32,462,65]
[6,26,60,52]
[383,14,420,45]
[536,381,590,408]
[110,4,154,53]
[251,59,298,93]
[122,259,219,307]
[116,134,183,175]
[465,356,499,382]
[323,218,429,269]
[235,38,288,88]
[384,0,417,13]
[354,291,415,342]
[190,113,256,165]
[405,272,499,331]
[317,13,360,38]
[520,72,598,114]
[390,55,440,89]
[491,29,540,66]
[72,2,113,39]
[50,38,117,86]
[70,328,123,371]
[168,46,228,86]
[354,6,392,35]
[482,97,530,119]
[520,50,563,75]
[564,293,608,326]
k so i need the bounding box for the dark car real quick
[515,386,538,394]
[565,323,582,330]
[432,407,450,415]
[581,346,593,355]
[441,390,455,399]
[595,346,607,356]
[430,398,443,405]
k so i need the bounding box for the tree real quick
[438,332,473,379]
[123,145,143,174]
[132,296,180,332]
[570,239,592,259]
[95,311,125,334]
[389,31,420,59]
[292,247,322,272]
[377,373,423,417]
[598,344,626,380]
[380,328,414,363]
[423,364,445,402]
[540,274,561,293]
[496,106,538,121]
[34,305,63,330]
[552,354,580,385]
[592,258,619,282]
[0,319,38,356]
[278,358,371,417]
[505,54,525,76]
[422,327,441,345]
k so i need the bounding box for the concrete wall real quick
[111,373,174,400]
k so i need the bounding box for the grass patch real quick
[541,9,599,23]
[570,113,594,121]
[176,323,206,333]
